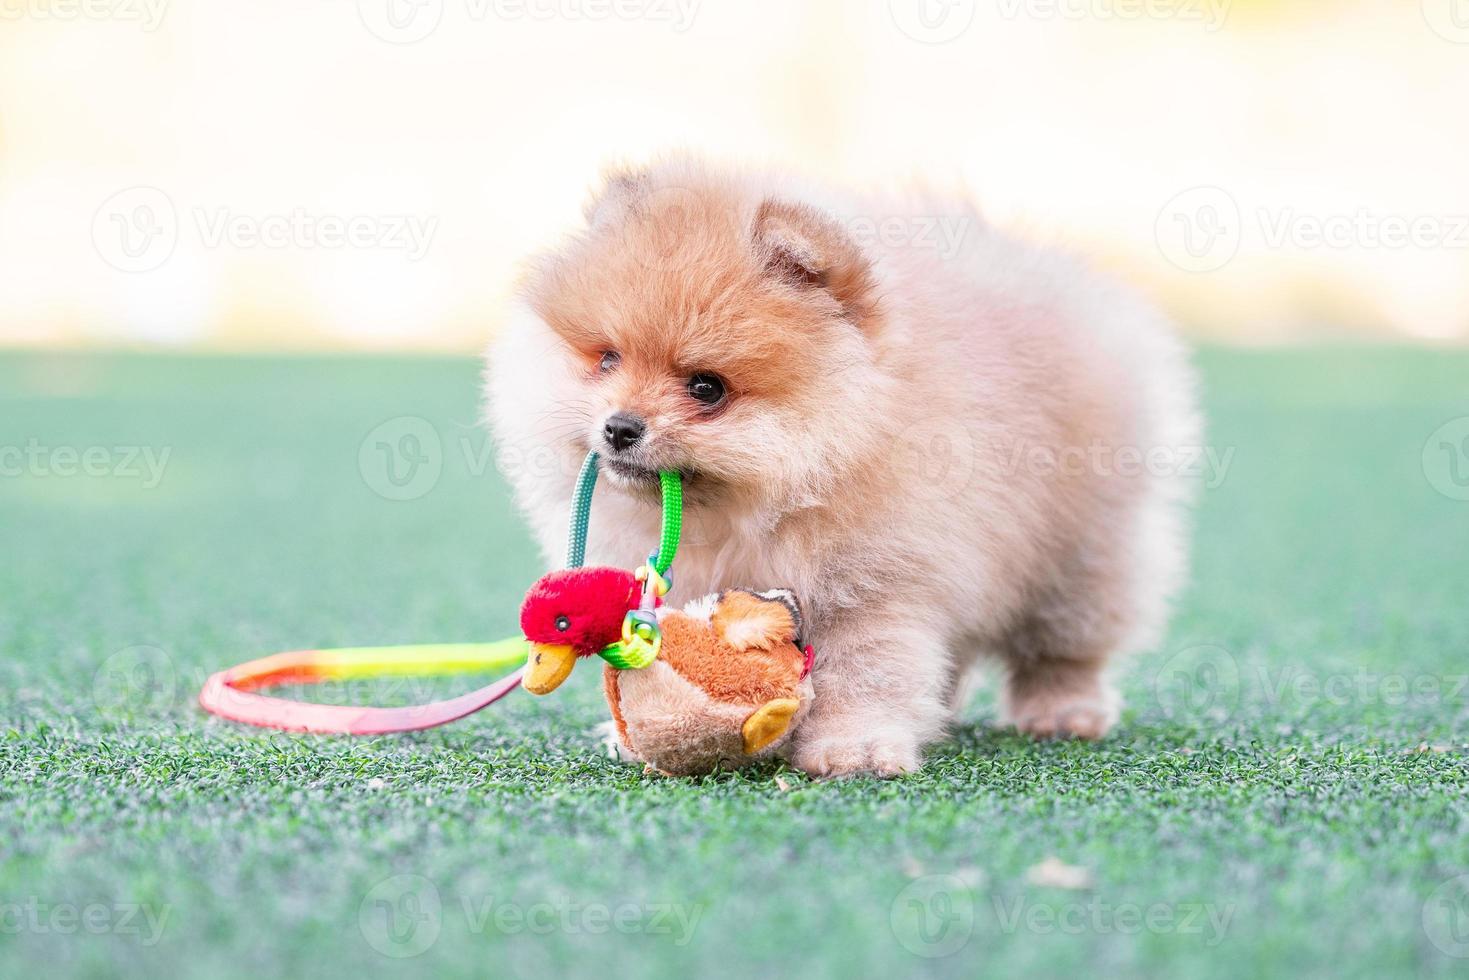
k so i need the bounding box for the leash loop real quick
[200,451,683,732]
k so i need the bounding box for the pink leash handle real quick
[197,643,527,735]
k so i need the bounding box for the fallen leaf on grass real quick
[1026,857,1094,890]
[954,866,987,889]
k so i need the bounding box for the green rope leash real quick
[563,451,683,575]
[565,451,600,569]
[653,470,682,575]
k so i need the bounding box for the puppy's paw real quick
[790,727,922,779]
[592,720,641,763]
[1007,689,1118,741]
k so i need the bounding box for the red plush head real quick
[519,566,639,694]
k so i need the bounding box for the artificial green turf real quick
[2,348,1466,979]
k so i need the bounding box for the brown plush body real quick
[605,589,813,776]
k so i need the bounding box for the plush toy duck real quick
[518,566,640,695]
[520,569,814,775]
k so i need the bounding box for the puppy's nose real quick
[602,412,646,453]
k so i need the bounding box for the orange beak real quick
[523,642,576,695]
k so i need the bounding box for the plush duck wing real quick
[709,589,802,652]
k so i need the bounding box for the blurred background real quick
[2,0,1467,351]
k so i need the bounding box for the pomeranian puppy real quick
[486,156,1198,777]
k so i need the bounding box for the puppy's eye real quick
[554,615,570,632]
[598,351,621,373]
[687,373,726,407]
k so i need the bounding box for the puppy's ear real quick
[583,167,650,230]
[753,199,879,324]
[742,698,800,754]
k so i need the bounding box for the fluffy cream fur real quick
[486,156,1200,777]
